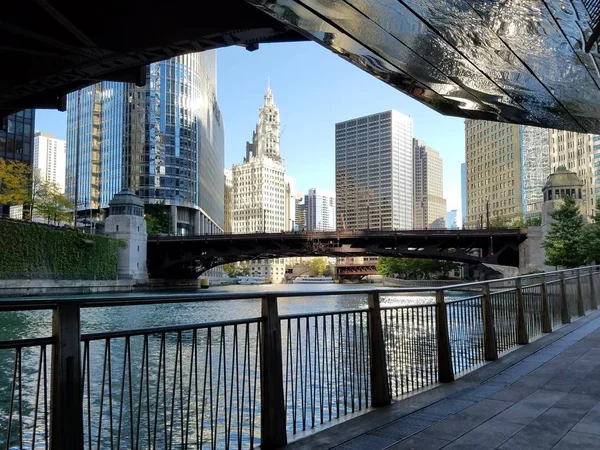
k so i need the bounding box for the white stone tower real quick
[231,81,292,282]
[104,188,148,280]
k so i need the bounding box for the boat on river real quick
[293,276,334,284]
[237,276,266,285]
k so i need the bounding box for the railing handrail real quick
[0,265,597,311]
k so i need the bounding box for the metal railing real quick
[0,266,598,449]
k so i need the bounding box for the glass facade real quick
[595,136,600,204]
[66,51,224,233]
[0,110,35,164]
[520,126,550,217]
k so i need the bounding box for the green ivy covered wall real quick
[0,220,125,279]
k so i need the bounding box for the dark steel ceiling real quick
[1,0,600,133]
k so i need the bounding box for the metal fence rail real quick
[381,304,437,397]
[280,310,370,435]
[490,289,518,353]
[81,319,262,449]
[522,284,543,339]
[0,266,598,449]
[446,295,485,374]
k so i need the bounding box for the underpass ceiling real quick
[1,0,600,133]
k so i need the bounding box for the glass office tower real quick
[66,51,224,235]
[0,110,35,217]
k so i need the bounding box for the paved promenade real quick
[285,310,600,450]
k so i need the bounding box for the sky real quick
[35,41,466,215]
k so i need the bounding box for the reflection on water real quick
[0,284,469,448]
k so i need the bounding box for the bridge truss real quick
[147,229,526,279]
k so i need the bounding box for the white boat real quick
[293,276,334,284]
[237,276,266,285]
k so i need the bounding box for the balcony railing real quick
[0,266,597,449]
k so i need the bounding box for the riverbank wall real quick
[0,277,237,297]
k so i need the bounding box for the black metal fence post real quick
[50,303,83,450]
[515,278,529,345]
[482,283,498,361]
[368,291,391,407]
[577,269,585,317]
[260,294,287,449]
[540,276,552,333]
[435,290,454,382]
[560,272,571,324]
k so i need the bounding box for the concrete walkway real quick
[285,310,600,450]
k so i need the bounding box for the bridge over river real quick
[147,228,527,278]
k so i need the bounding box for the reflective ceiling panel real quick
[247,0,600,133]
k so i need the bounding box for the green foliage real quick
[0,219,122,279]
[145,203,170,235]
[0,158,31,206]
[222,263,250,278]
[308,258,327,276]
[34,180,74,225]
[377,257,458,279]
[542,196,586,268]
[525,216,542,226]
[582,199,600,263]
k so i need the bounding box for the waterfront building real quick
[413,139,446,229]
[66,51,224,235]
[461,163,467,227]
[33,132,66,193]
[447,210,457,229]
[285,175,296,232]
[464,120,523,227]
[521,127,550,219]
[549,130,596,218]
[231,83,291,283]
[224,168,233,233]
[0,110,35,218]
[335,110,413,231]
[295,192,307,231]
[595,136,600,205]
[306,188,336,231]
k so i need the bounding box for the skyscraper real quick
[521,127,550,218]
[295,193,307,231]
[0,111,35,164]
[224,168,233,233]
[549,130,596,218]
[461,163,467,227]
[0,110,35,217]
[33,132,66,193]
[464,120,523,227]
[306,188,336,231]
[66,51,224,235]
[595,136,600,206]
[447,210,458,229]
[231,83,291,282]
[335,110,413,231]
[413,139,446,229]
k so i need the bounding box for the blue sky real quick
[35,41,465,213]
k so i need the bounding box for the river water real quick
[0,283,470,449]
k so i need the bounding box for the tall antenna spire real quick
[267,76,270,91]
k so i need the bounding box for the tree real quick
[308,258,326,276]
[542,195,586,268]
[525,216,542,226]
[0,158,31,208]
[35,181,74,225]
[145,202,170,235]
[582,198,600,263]
[377,257,457,279]
[222,262,251,278]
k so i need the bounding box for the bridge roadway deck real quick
[285,310,600,450]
